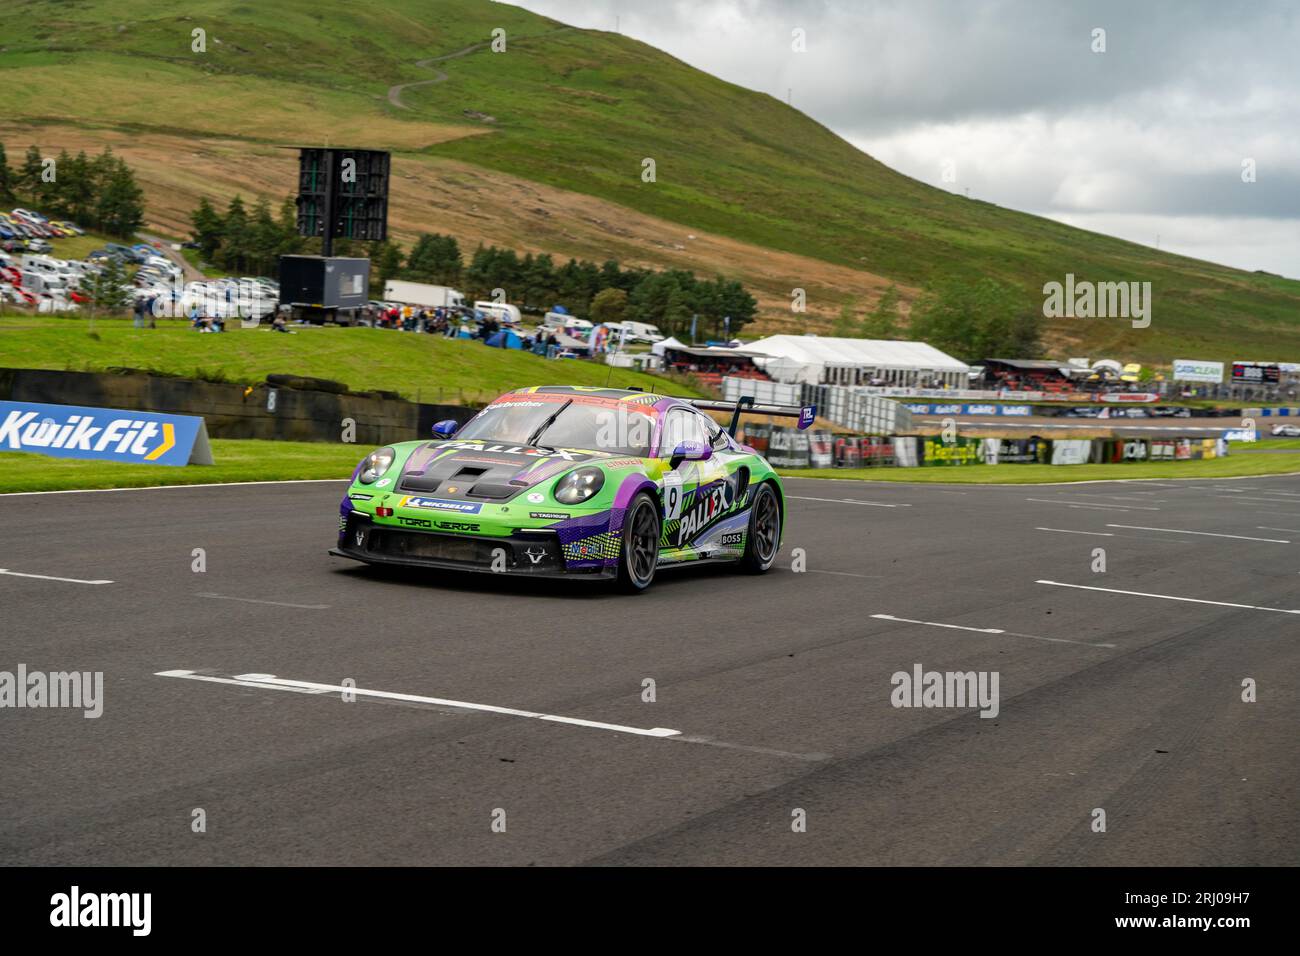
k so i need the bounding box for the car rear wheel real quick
[739,482,780,573]
[616,492,660,592]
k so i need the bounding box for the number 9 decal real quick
[663,472,683,520]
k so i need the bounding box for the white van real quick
[474,300,521,325]
[621,320,663,343]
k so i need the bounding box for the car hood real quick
[392,440,618,503]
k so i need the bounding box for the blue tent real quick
[485,329,524,349]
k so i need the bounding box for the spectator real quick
[133,296,146,329]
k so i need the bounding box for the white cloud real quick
[510,0,1300,277]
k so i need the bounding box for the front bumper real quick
[331,512,613,579]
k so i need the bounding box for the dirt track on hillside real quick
[2,121,903,332]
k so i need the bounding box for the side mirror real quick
[431,419,459,438]
[669,440,712,468]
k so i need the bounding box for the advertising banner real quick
[1232,362,1281,384]
[921,437,983,466]
[1172,359,1224,383]
[0,401,213,467]
[1050,439,1092,465]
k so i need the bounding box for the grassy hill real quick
[0,318,703,402]
[4,0,1299,362]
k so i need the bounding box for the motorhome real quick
[474,300,522,325]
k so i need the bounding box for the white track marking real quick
[807,569,884,578]
[1035,527,1115,536]
[1216,495,1300,503]
[1259,527,1300,534]
[1025,498,1157,510]
[787,495,910,508]
[194,593,330,609]
[871,613,1115,648]
[872,613,1005,634]
[0,479,348,497]
[1035,580,1300,614]
[1104,524,1290,543]
[0,568,113,584]
[155,670,681,738]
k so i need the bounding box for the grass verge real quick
[5,438,1300,494]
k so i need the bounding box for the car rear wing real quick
[681,397,817,437]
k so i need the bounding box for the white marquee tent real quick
[742,335,971,387]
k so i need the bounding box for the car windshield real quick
[454,398,653,457]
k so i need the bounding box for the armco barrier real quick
[0,368,477,447]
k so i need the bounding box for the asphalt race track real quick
[2,474,1297,866]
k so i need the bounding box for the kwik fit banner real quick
[0,401,214,467]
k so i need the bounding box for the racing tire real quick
[738,482,781,574]
[616,492,660,593]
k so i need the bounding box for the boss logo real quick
[721,531,743,546]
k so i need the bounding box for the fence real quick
[722,377,914,436]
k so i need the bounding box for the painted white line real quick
[155,670,682,738]
[0,479,348,498]
[1035,580,1300,614]
[1104,524,1290,543]
[871,613,1116,648]
[872,613,1004,633]
[1259,527,1300,534]
[1035,527,1115,536]
[0,568,113,585]
[195,593,330,609]
[1025,497,1157,510]
[1216,495,1300,503]
[807,569,883,578]
[1069,504,1131,511]
[788,495,910,508]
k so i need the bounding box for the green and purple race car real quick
[331,385,814,591]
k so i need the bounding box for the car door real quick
[658,408,743,555]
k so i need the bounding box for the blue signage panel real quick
[0,401,213,467]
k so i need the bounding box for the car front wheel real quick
[616,492,660,592]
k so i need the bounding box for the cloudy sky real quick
[510,0,1299,278]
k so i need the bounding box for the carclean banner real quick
[0,401,214,467]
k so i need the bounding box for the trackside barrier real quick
[722,378,914,436]
[753,428,1233,469]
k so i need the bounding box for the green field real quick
[4,0,1299,361]
[0,317,700,403]
[0,439,361,493]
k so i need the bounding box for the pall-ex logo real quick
[0,410,174,460]
[676,481,735,546]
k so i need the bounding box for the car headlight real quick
[554,466,605,504]
[357,447,396,484]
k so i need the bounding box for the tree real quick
[374,241,404,291]
[589,287,628,326]
[862,284,901,338]
[95,158,145,237]
[190,197,223,261]
[77,257,134,318]
[831,301,860,337]
[0,143,15,203]
[62,151,97,225]
[19,146,43,197]
[908,277,1042,361]
[218,195,250,272]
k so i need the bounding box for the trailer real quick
[383,280,465,311]
[279,255,370,324]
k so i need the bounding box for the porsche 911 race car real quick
[1270,423,1300,437]
[330,385,815,591]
